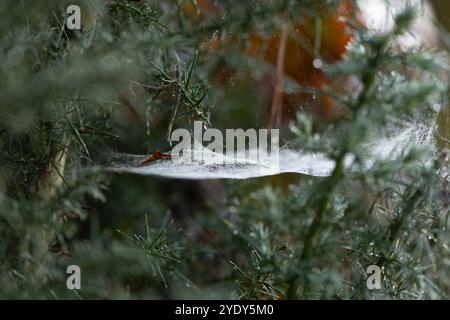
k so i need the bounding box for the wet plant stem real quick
[286,42,385,299]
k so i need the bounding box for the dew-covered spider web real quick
[103,117,438,180]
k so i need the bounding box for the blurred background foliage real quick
[0,0,448,299]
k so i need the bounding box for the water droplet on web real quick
[313,58,323,69]
[432,103,441,112]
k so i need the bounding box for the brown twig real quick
[268,22,289,130]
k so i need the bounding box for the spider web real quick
[103,118,437,180]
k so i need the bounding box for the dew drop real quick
[432,103,441,112]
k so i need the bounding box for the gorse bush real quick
[0,0,448,299]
